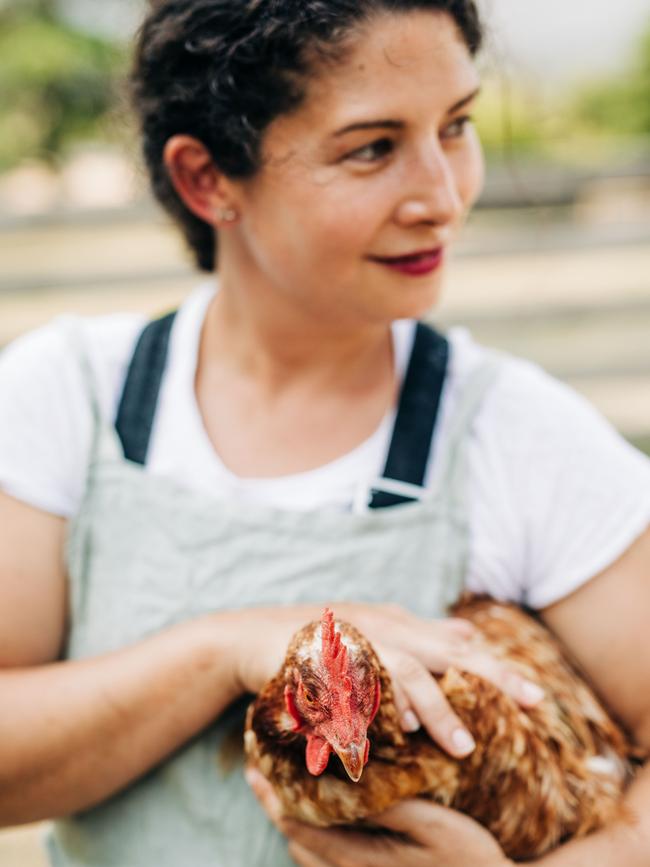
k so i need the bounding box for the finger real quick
[392,654,476,757]
[372,798,466,846]
[287,824,408,867]
[372,643,422,733]
[439,617,478,641]
[457,652,545,707]
[387,624,478,674]
[373,798,507,861]
[247,769,320,850]
[288,841,333,867]
[389,680,421,733]
[246,768,284,826]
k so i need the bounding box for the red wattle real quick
[306,735,332,776]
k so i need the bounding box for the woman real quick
[0,1,649,865]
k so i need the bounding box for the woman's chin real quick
[363,263,446,322]
[388,279,445,322]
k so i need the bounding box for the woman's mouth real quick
[368,248,444,276]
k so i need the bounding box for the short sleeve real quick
[0,315,142,517]
[464,354,650,609]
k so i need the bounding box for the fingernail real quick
[452,728,476,755]
[521,681,545,704]
[401,710,421,732]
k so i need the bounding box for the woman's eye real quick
[441,115,473,140]
[345,138,394,163]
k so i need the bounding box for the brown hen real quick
[245,596,638,860]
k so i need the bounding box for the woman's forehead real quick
[291,11,478,132]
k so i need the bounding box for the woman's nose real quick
[394,145,464,229]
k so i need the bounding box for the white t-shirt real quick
[1,282,649,609]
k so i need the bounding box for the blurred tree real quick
[0,0,647,174]
[474,83,546,158]
[0,0,126,170]
[575,22,650,137]
[475,21,650,165]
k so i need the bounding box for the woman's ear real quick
[163,135,240,227]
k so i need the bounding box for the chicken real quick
[244,597,640,860]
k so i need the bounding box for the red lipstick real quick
[369,248,444,276]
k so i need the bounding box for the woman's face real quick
[230,10,484,326]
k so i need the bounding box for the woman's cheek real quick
[313,197,376,257]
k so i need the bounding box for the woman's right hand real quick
[225,602,544,759]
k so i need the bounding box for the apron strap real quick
[115,311,177,464]
[369,322,449,509]
[115,314,447,496]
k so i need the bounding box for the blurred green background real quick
[1,0,649,171]
[0,0,124,170]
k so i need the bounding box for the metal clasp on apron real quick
[353,476,432,514]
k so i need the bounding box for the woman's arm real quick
[531,524,650,865]
[0,491,245,826]
[0,612,243,826]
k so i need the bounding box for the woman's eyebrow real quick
[332,86,481,137]
[447,85,481,114]
[333,119,403,137]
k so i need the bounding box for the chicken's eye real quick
[300,684,317,705]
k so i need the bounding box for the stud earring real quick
[217,207,238,223]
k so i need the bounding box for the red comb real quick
[321,609,352,695]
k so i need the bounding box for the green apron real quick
[46,316,499,867]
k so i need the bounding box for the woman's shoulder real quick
[0,312,146,516]
[1,311,146,383]
[445,327,650,609]
[446,326,626,444]
[1,311,149,424]
[447,324,557,399]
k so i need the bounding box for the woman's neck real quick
[193,264,400,477]
[200,269,394,399]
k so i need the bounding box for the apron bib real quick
[47,317,499,867]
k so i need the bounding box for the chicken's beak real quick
[334,739,367,783]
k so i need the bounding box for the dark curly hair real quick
[131,0,483,272]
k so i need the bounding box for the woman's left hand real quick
[246,768,513,867]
